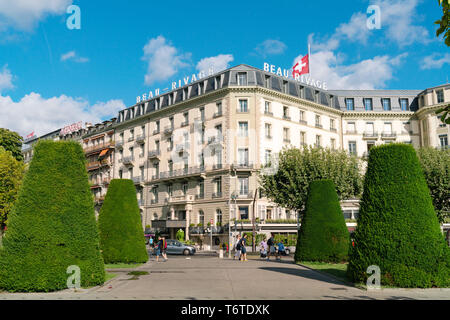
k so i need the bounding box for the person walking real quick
[233,234,241,260]
[162,236,168,261]
[240,234,248,261]
[148,236,154,260]
[156,236,163,262]
[267,233,275,261]
[276,241,285,261]
[259,237,268,259]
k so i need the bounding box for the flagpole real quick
[308,43,311,76]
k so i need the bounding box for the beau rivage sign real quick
[136,67,216,103]
[263,62,328,91]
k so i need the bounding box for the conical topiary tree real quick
[295,179,349,263]
[0,140,105,292]
[98,179,148,263]
[347,143,450,288]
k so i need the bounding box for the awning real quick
[98,149,108,159]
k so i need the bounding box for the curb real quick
[296,263,364,290]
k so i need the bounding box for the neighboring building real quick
[21,64,450,248]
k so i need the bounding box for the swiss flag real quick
[292,54,309,78]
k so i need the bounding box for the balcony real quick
[363,131,378,139]
[122,156,134,165]
[128,136,134,142]
[153,129,160,135]
[330,127,337,133]
[264,111,273,116]
[195,193,205,200]
[150,199,158,205]
[232,162,254,170]
[148,150,160,159]
[207,136,223,146]
[213,111,222,118]
[283,139,291,143]
[315,123,323,129]
[175,143,190,153]
[346,130,357,134]
[155,166,206,180]
[132,176,144,185]
[283,115,291,121]
[212,192,223,198]
[163,126,174,134]
[86,159,111,171]
[168,194,195,204]
[237,190,254,199]
[84,141,115,155]
[181,121,189,127]
[381,132,397,139]
[299,120,307,125]
[212,163,223,170]
[136,134,146,144]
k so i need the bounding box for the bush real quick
[176,229,185,241]
[347,144,450,288]
[0,141,105,292]
[295,180,349,263]
[98,179,148,264]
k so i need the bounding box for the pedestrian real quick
[148,236,154,259]
[267,233,275,261]
[162,236,168,261]
[276,241,285,261]
[240,234,248,262]
[156,236,162,262]
[233,234,241,260]
[259,237,267,259]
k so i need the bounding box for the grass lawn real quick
[298,261,350,283]
[105,272,118,282]
[104,263,144,269]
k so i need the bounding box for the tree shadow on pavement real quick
[259,266,349,286]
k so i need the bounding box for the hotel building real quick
[22,65,450,248]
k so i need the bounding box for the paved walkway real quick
[0,256,449,300]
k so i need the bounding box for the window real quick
[198,82,204,95]
[364,98,373,111]
[215,76,221,89]
[216,102,222,115]
[215,177,222,195]
[330,118,335,130]
[400,98,409,111]
[315,135,321,147]
[347,122,356,133]
[153,162,159,177]
[383,122,392,134]
[264,101,271,114]
[198,181,204,198]
[140,166,144,179]
[346,98,354,111]
[437,90,444,103]
[119,169,123,179]
[167,137,173,151]
[265,123,272,138]
[439,135,448,148]
[119,132,124,142]
[155,140,160,151]
[215,148,222,166]
[130,129,134,140]
[283,127,290,142]
[215,124,223,140]
[156,120,160,132]
[299,110,306,123]
[438,116,446,127]
[198,210,205,225]
[265,75,270,88]
[183,112,189,124]
[283,106,290,119]
[238,122,248,137]
[382,98,391,111]
[237,72,247,85]
[152,186,159,203]
[265,149,272,165]
[300,131,306,145]
[238,148,249,165]
[216,209,222,225]
[182,182,188,195]
[183,87,189,100]
[330,138,336,150]
[283,81,288,94]
[239,206,249,220]
[167,184,173,197]
[315,115,321,127]
[348,141,357,155]
[200,107,205,121]
[238,99,248,112]
[365,122,374,134]
[168,160,173,172]
[238,177,249,195]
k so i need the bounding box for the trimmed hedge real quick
[295,180,349,263]
[98,179,148,263]
[347,144,450,288]
[0,141,105,292]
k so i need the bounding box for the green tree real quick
[417,147,450,223]
[347,144,450,288]
[0,128,23,162]
[295,180,350,263]
[435,0,450,46]
[260,146,363,213]
[0,140,105,292]
[0,147,24,232]
[98,179,148,264]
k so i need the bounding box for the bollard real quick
[219,249,223,259]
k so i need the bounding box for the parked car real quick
[152,239,196,256]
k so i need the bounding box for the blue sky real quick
[0,0,448,136]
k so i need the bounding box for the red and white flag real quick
[26,131,34,139]
[292,54,309,78]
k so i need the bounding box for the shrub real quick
[98,179,148,264]
[176,229,185,241]
[347,144,450,288]
[295,180,349,263]
[0,141,105,292]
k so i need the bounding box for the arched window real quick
[198,210,204,226]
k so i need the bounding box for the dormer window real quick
[238,72,247,86]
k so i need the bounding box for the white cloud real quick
[142,35,191,85]
[299,50,408,89]
[421,53,450,70]
[60,51,89,63]
[0,92,125,137]
[0,65,14,93]
[254,39,287,57]
[0,0,72,31]
[196,54,234,73]
[309,0,430,50]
